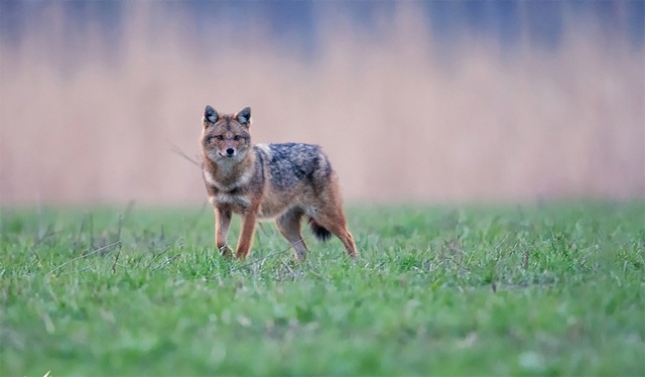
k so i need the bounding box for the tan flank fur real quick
[200,106,358,261]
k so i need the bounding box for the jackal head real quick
[201,106,252,164]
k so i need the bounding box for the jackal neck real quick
[202,151,256,189]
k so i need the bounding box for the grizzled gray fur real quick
[255,143,333,192]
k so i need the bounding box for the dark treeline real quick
[2,1,643,53]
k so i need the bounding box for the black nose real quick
[226,148,235,156]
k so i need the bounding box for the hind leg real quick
[312,202,358,258]
[276,207,309,261]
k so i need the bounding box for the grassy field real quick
[1,202,643,376]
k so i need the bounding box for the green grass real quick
[1,202,644,376]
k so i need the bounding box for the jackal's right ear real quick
[235,107,251,126]
[204,105,218,124]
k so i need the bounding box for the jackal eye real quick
[233,135,241,141]
[214,135,224,141]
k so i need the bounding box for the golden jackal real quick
[200,106,357,261]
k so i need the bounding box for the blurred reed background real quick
[1,1,643,205]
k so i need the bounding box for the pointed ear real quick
[235,107,251,126]
[204,105,218,124]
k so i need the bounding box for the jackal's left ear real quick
[235,107,251,126]
[204,105,219,125]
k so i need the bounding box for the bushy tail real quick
[307,217,331,242]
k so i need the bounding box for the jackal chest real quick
[207,192,282,219]
[208,192,251,210]
[203,168,254,209]
[203,167,287,218]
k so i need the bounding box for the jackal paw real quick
[219,244,233,257]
